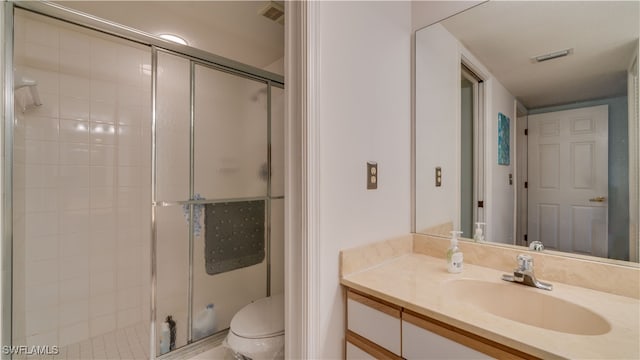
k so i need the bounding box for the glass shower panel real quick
[191,218,267,339]
[193,65,268,200]
[191,65,268,339]
[154,51,191,354]
[156,52,190,202]
[271,86,284,198]
[155,206,190,353]
[270,199,285,295]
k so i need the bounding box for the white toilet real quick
[225,293,284,360]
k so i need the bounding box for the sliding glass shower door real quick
[154,52,272,354]
[191,64,269,339]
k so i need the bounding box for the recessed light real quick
[158,34,188,46]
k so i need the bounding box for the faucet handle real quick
[529,240,544,251]
[516,254,533,271]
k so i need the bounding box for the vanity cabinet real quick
[346,289,402,359]
[402,311,490,359]
[401,310,540,359]
[345,288,537,360]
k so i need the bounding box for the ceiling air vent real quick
[259,1,284,25]
[531,48,574,63]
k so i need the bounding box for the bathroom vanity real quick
[340,235,640,359]
[345,288,532,359]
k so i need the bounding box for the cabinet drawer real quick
[346,331,402,360]
[347,290,401,356]
[346,340,377,360]
[402,316,491,359]
[402,310,537,360]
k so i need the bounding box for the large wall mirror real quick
[415,1,639,264]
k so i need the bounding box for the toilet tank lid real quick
[231,293,284,338]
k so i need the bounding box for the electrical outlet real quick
[367,162,378,189]
[435,167,442,187]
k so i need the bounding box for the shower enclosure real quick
[3,2,284,359]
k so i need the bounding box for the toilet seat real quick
[226,293,285,360]
[230,293,284,339]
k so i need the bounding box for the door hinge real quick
[525,128,528,135]
[524,181,528,188]
[477,200,484,208]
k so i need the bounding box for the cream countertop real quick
[341,253,640,360]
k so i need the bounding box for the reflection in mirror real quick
[415,1,639,264]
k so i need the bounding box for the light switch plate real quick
[367,162,377,189]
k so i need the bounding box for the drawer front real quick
[346,341,377,360]
[347,291,401,356]
[402,319,492,359]
[402,311,535,360]
[345,330,403,360]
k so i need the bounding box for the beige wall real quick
[316,2,412,358]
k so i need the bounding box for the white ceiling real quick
[54,1,285,71]
[441,1,639,109]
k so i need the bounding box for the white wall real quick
[316,2,412,357]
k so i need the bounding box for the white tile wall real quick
[13,10,151,348]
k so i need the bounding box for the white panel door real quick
[528,105,608,257]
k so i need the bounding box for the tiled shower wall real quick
[12,10,151,347]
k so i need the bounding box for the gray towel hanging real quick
[204,200,265,275]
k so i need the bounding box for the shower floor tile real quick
[19,322,150,360]
[17,324,229,359]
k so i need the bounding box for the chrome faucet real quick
[502,254,553,291]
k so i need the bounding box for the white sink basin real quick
[444,279,611,335]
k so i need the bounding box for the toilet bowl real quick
[225,293,284,360]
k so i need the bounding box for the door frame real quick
[628,44,639,263]
[460,56,487,235]
[515,107,528,247]
[460,65,484,237]
[284,1,319,357]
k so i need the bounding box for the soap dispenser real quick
[473,222,486,242]
[446,231,464,273]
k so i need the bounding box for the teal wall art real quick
[498,112,510,165]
